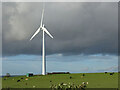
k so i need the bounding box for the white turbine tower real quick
[30,8,53,75]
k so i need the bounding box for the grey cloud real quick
[2,2,118,56]
[98,66,118,72]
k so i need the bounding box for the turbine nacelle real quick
[43,24,45,28]
[40,24,45,30]
[40,24,44,29]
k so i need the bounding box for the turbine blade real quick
[40,8,44,27]
[43,28,53,38]
[30,27,40,41]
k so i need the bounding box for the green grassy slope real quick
[2,73,118,88]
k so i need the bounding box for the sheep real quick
[82,82,85,84]
[69,76,72,79]
[83,74,85,76]
[63,83,67,86]
[33,86,36,88]
[87,82,88,84]
[25,83,27,85]
[17,80,20,82]
[105,72,107,74]
[81,76,83,78]
[21,78,24,79]
[25,78,28,80]
[110,73,113,75]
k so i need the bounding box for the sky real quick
[2,2,118,75]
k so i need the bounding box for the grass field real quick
[2,73,118,88]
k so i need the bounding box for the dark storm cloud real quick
[2,2,118,56]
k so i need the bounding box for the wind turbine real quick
[30,8,53,75]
